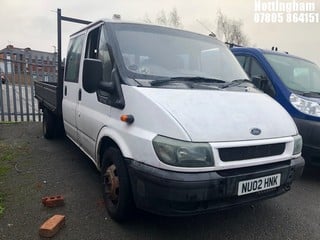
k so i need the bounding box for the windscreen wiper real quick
[151,76,226,86]
[222,79,253,89]
[302,91,320,98]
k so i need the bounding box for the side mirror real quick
[83,58,103,93]
[252,76,267,89]
[252,76,276,98]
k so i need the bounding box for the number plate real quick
[238,173,281,196]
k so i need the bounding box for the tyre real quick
[42,108,56,139]
[55,117,65,138]
[101,147,133,222]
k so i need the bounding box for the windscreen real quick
[113,23,247,85]
[265,53,320,93]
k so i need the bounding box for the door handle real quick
[78,89,82,101]
[64,86,67,96]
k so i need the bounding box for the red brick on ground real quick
[42,195,65,207]
[39,214,65,238]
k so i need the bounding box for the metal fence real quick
[0,52,57,122]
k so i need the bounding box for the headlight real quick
[152,135,214,167]
[290,93,320,117]
[293,135,303,155]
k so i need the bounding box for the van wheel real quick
[55,117,65,138]
[43,109,55,139]
[101,147,133,222]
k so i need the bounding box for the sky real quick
[0,0,320,65]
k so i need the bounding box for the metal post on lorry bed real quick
[57,8,62,85]
[57,8,91,82]
[56,8,91,113]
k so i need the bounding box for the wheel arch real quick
[96,127,133,170]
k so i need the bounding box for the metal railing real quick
[0,52,57,122]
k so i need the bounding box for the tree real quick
[156,10,168,26]
[144,8,183,28]
[216,10,249,45]
[143,14,152,24]
[169,8,182,28]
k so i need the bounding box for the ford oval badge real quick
[251,128,261,135]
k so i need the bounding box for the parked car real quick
[35,9,304,222]
[231,47,320,165]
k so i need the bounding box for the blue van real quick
[231,47,320,165]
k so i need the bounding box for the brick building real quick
[0,45,57,82]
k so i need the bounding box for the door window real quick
[65,34,85,83]
[98,28,112,83]
[250,58,268,79]
[85,26,112,83]
[85,26,115,103]
[235,55,250,76]
[249,57,276,97]
[236,55,246,67]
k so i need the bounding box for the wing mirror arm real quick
[99,81,115,92]
[252,76,267,89]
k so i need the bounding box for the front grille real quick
[219,143,286,162]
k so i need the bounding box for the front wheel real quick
[101,147,134,222]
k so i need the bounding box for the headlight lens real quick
[293,135,303,155]
[152,135,214,167]
[290,93,320,117]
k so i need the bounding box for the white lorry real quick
[35,9,304,221]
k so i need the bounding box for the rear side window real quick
[65,34,85,83]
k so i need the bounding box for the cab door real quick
[77,25,113,159]
[62,34,85,143]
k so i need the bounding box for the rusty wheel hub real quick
[104,164,119,202]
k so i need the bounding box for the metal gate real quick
[0,51,57,122]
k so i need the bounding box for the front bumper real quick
[294,118,320,165]
[126,157,304,216]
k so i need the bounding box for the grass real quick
[0,142,17,216]
[0,193,4,215]
[0,141,31,216]
[0,142,14,175]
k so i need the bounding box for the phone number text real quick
[254,12,320,23]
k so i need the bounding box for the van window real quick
[85,25,116,103]
[250,58,268,79]
[98,28,112,82]
[85,27,100,58]
[236,55,246,67]
[85,26,112,83]
[65,34,85,83]
[113,23,248,85]
[249,57,275,97]
[265,53,320,93]
[235,55,250,75]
